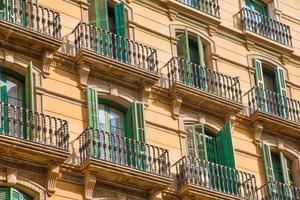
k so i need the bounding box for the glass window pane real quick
[98,104,106,131]
[6,76,23,107]
[110,107,124,136]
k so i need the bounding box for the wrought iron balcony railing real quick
[240,7,292,47]
[0,0,61,38]
[167,57,242,103]
[244,87,300,123]
[257,181,300,200]
[73,22,158,73]
[175,156,258,199]
[0,101,69,151]
[78,127,170,177]
[176,0,220,18]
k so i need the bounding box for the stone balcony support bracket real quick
[254,121,264,143]
[141,84,152,106]
[79,61,91,89]
[149,188,163,200]
[171,95,182,119]
[42,50,54,78]
[225,112,236,127]
[47,164,60,196]
[84,171,97,200]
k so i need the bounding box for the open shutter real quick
[87,87,99,129]
[255,59,265,89]
[280,152,290,185]
[197,35,207,90]
[177,31,189,61]
[216,122,235,168]
[262,142,274,182]
[0,0,9,19]
[0,73,8,134]
[195,124,207,160]
[98,0,109,31]
[115,2,127,37]
[275,66,287,96]
[0,187,10,200]
[25,62,34,112]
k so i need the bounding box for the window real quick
[184,122,235,168]
[262,142,295,186]
[0,64,34,137]
[0,187,32,200]
[245,0,268,16]
[176,29,206,67]
[88,0,127,37]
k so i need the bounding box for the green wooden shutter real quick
[0,187,10,200]
[0,73,8,134]
[275,66,286,96]
[197,35,207,90]
[98,0,109,31]
[87,87,99,129]
[115,2,127,37]
[194,124,207,160]
[280,152,290,185]
[261,142,275,182]
[255,59,265,89]
[216,122,235,168]
[0,0,9,19]
[25,62,34,112]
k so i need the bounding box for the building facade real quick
[0,0,299,199]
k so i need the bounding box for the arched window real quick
[0,187,32,200]
[262,142,295,186]
[184,122,235,168]
[245,0,269,16]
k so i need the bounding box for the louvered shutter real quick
[275,66,287,118]
[280,152,290,185]
[197,35,207,90]
[254,59,267,111]
[87,87,99,129]
[261,142,275,182]
[0,0,9,19]
[0,72,8,134]
[216,122,235,168]
[0,187,9,200]
[194,124,207,160]
[99,0,109,31]
[115,2,128,62]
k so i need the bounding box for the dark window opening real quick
[189,36,200,65]
[108,6,116,34]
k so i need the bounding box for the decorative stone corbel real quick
[149,189,162,200]
[244,39,255,51]
[207,24,218,37]
[281,54,291,65]
[126,0,133,3]
[79,61,90,89]
[277,139,284,151]
[42,50,54,77]
[171,95,182,119]
[168,8,178,21]
[84,172,96,200]
[4,50,14,63]
[47,165,60,196]
[225,112,236,126]
[253,121,263,143]
[6,169,17,184]
[141,84,152,106]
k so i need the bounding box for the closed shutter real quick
[261,142,274,182]
[87,87,99,129]
[0,187,9,200]
[197,35,207,90]
[216,122,235,168]
[25,62,34,112]
[98,0,109,31]
[11,188,21,200]
[194,124,207,160]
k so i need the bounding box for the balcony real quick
[175,0,220,18]
[0,0,62,52]
[167,57,243,116]
[73,22,159,86]
[244,87,300,137]
[174,156,258,200]
[257,181,300,200]
[240,7,292,48]
[0,102,69,165]
[78,128,172,190]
